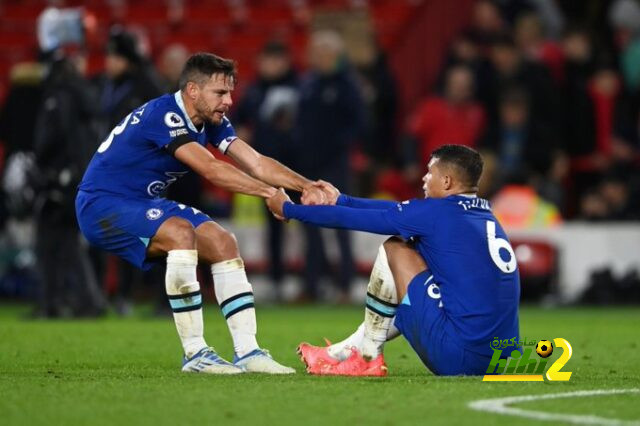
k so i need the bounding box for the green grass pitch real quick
[0,304,638,425]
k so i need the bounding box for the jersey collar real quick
[174,91,204,133]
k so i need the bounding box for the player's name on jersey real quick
[457,198,491,211]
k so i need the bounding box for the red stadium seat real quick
[511,239,557,300]
[512,240,557,278]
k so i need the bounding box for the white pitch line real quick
[469,388,640,425]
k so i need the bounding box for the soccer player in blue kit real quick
[76,53,333,375]
[266,145,520,376]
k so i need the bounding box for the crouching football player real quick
[76,53,332,375]
[267,145,521,376]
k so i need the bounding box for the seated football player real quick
[266,145,521,376]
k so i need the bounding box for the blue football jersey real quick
[385,195,520,356]
[79,91,237,198]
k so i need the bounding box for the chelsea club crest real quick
[146,208,163,220]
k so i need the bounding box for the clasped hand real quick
[265,180,340,221]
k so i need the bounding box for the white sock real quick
[212,258,259,358]
[360,245,398,360]
[166,249,207,358]
[327,323,365,360]
[327,321,400,361]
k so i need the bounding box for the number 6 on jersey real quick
[486,220,517,273]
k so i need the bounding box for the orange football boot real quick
[297,338,340,372]
[307,347,388,377]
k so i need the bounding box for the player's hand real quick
[266,188,291,221]
[301,183,327,205]
[311,180,340,205]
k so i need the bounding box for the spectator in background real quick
[562,27,596,161]
[514,12,564,83]
[0,63,45,226]
[234,41,299,296]
[491,173,563,229]
[158,43,190,93]
[467,0,507,53]
[609,0,640,91]
[292,30,364,302]
[94,27,164,315]
[351,38,397,171]
[579,173,640,221]
[479,87,566,207]
[95,26,164,137]
[481,35,560,134]
[403,65,485,182]
[599,173,639,220]
[32,48,107,317]
[437,32,491,98]
[571,63,638,177]
[528,0,565,40]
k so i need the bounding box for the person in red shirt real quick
[402,65,486,181]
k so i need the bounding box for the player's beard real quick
[196,99,224,125]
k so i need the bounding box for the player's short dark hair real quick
[431,145,484,188]
[179,52,237,90]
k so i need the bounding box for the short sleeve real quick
[205,116,237,154]
[383,198,436,240]
[140,105,192,150]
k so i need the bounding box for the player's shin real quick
[361,245,398,360]
[211,258,259,358]
[166,249,207,358]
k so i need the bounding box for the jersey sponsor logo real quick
[147,171,188,196]
[164,112,185,128]
[146,208,164,220]
[169,128,188,138]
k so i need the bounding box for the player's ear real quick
[443,174,452,190]
[186,81,199,100]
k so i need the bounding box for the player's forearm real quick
[283,203,397,235]
[205,160,276,198]
[252,156,311,192]
[337,194,397,210]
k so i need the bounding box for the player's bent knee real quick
[382,236,405,252]
[161,217,196,249]
[382,236,427,296]
[196,223,240,262]
[383,236,423,266]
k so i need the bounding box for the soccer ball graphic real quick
[536,340,553,358]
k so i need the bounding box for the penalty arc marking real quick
[468,388,640,426]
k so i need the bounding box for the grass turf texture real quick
[0,305,638,426]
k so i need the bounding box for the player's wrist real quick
[282,200,295,219]
[262,187,279,199]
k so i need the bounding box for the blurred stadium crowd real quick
[0,0,639,316]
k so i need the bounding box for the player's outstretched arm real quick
[225,138,329,204]
[266,196,398,235]
[287,203,397,235]
[308,180,398,209]
[337,194,398,210]
[174,142,277,199]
